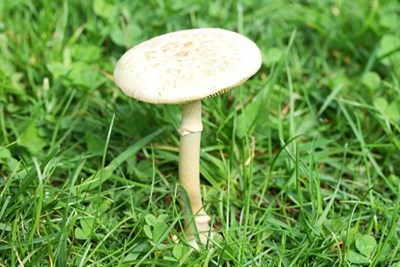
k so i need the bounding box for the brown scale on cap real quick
[114,28,262,104]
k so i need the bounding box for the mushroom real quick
[113,28,262,248]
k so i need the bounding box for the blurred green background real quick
[0,0,399,266]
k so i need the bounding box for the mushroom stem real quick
[179,100,210,247]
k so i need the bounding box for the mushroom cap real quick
[114,28,262,104]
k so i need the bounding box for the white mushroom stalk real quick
[113,28,262,249]
[178,100,210,245]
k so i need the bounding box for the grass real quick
[1,0,400,266]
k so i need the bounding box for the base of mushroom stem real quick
[185,213,212,249]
